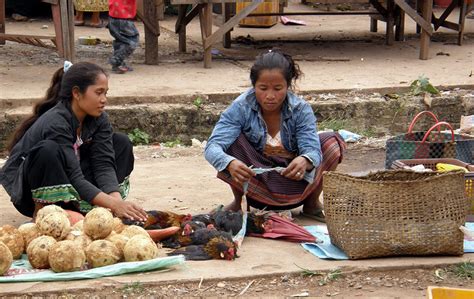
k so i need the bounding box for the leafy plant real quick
[121,281,145,295]
[410,75,440,95]
[128,128,150,146]
[318,118,348,132]
[193,97,203,109]
[295,264,343,285]
[449,261,474,279]
[163,139,182,148]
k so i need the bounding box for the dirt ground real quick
[16,267,473,298]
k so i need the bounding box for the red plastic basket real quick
[392,158,474,221]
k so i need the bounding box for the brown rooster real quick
[168,235,237,261]
[144,210,192,229]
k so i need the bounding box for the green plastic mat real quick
[0,255,185,282]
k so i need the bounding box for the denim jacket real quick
[204,88,322,182]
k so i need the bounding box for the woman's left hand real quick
[281,156,312,181]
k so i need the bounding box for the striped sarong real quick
[217,132,346,209]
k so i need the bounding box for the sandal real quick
[300,209,326,223]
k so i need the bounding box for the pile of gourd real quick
[0,205,164,274]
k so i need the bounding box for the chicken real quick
[246,212,266,235]
[213,210,243,235]
[179,225,233,247]
[145,210,193,229]
[168,235,238,261]
[161,220,206,249]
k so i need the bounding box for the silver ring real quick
[297,172,302,176]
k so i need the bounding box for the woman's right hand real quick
[227,159,255,185]
[111,200,148,222]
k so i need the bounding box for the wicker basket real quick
[323,170,468,259]
[392,158,474,222]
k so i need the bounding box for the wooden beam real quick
[0,33,56,39]
[137,10,159,36]
[67,0,75,62]
[0,0,5,45]
[177,5,187,52]
[245,11,380,16]
[369,0,388,16]
[60,0,70,60]
[199,3,213,68]
[394,0,433,35]
[432,0,457,30]
[203,0,263,49]
[420,0,433,59]
[175,4,200,33]
[51,2,64,57]
[144,0,159,64]
[223,2,232,48]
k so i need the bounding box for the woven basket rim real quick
[325,169,465,185]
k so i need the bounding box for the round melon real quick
[72,220,84,231]
[86,240,121,268]
[37,212,71,240]
[83,207,114,240]
[112,217,126,233]
[106,233,129,260]
[26,236,57,269]
[36,205,68,223]
[48,240,86,272]
[120,225,149,239]
[65,230,92,251]
[0,241,13,275]
[18,223,41,247]
[0,225,25,259]
[123,235,159,262]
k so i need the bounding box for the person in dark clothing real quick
[5,0,50,20]
[0,61,147,222]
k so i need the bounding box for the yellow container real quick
[427,286,474,299]
[236,0,279,28]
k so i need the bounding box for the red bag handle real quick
[421,121,455,143]
[408,111,439,133]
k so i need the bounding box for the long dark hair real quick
[7,62,107,152]
[250,50,302,89]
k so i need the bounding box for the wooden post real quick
[395,5,405,41]
[457,0,467,45]
[199,3,213,68]
[51,3,64,56]
[223,3,232,48]
[386,0,394,45]
[420,0,433,60]
[144,0,159,64]
[416,0,422,34]
[0,0,5,45]
[67,0,75,62]
[177,5,187,52]
[59,0,71,60]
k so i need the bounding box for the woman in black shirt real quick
[0,62,147,221]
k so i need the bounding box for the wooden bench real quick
[171,0,442,68]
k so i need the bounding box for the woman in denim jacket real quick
[205,51,345,222]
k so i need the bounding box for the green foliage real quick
[193,97,203,109]
[410,75,440,95]
[127,128,150,146]
[163,139,182,148]
[295,264,343,286]
[449,262,474,279]
[121,281,145,295]
[318,118,348,132]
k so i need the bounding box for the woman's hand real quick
[281,156,312,181]
[91,192,148,222]
[111,200,148,222]
[227,159,255,185]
